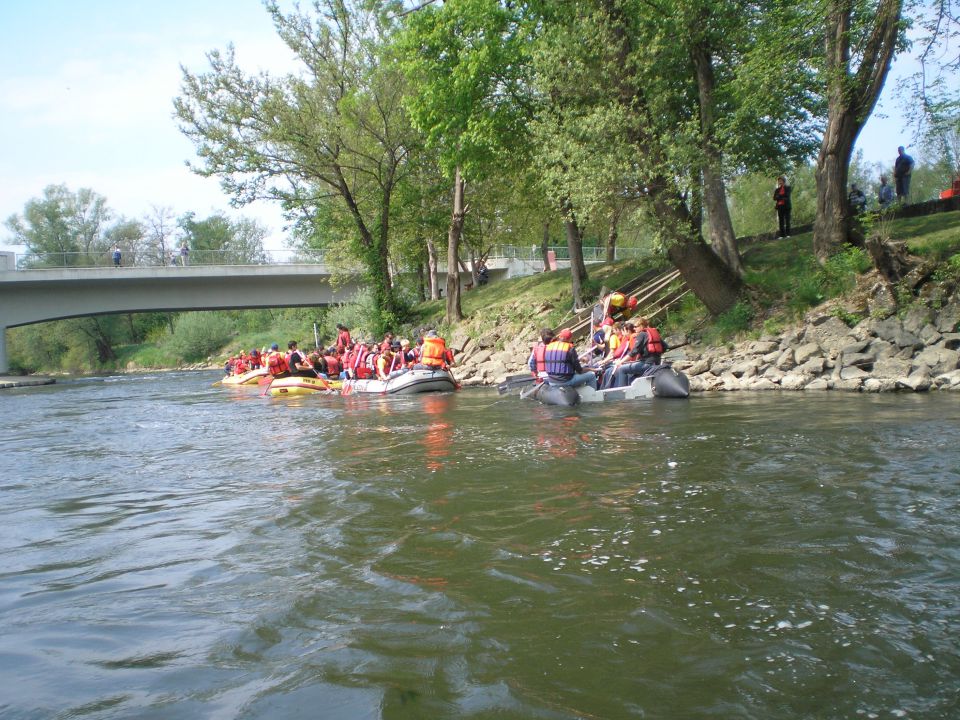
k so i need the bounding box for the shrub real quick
[163,312,233,361]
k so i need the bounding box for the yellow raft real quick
[267,375,342,396]
[219,368,270,386]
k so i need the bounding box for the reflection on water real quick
[0,375,958,719]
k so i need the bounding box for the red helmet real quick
[627,296,638,308]
[557,328,573,341]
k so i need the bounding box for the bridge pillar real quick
[0,326,7,375]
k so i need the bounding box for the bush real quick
[162,312,233,362]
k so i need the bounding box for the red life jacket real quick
[267,351,288,376]
[644,327,665,355]
[324,355,341,375]
[336,329,351,352]
[531,343,547,376]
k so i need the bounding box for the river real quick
[1,372,958,719]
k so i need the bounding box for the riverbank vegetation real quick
[7,209,959,376]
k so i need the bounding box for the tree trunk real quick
[445,167,465,324]
[653,189,743,315]
[540,221,551,271]
[692,43,743,276]
[416,262,426,303]
[606,206,621,263]
[813,0,903,261]
[426,237,439,300]
[563,211,588,309]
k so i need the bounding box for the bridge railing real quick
[8,244,649,270]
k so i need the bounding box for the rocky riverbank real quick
[449,294,960,393]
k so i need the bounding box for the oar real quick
[519,382,541,400]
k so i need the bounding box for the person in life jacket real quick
[417,331,454,370]
[598,322,636,389]
[335,324,352,353]
[224,356,236,376]
[323,347,341,378]
[350,342,374,379]
[541,328,598,389]
[375,346,396,380]
[266,343,291,378]
[234,353,249,375]
[398,339,416,367]
[308,351,328,377]
[248,348,261,370]
[603,292,638,321]
[607,316,669,388]
[527,328,554,381]
[286,340,316,378]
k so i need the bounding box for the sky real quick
[0,1,927,256]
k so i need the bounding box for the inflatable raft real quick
[525,366,690,406]
[267,375,342,397]
[220,368,270,386]
[341,368,458,395]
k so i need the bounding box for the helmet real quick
[627,296,638,308]
[557,328,573,341]
[270,343,279,351]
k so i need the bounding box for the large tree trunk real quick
[445,167,465,324]
[416,262,426,303]
[653,189,743,315]
[813,0,902,260]
[563,207,589,309]
[693,44,743,276]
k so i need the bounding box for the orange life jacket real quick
[421,337,449,368]
[267,351,288,376]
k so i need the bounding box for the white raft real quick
[340,367,459,396]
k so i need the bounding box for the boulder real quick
[797,357,826,375]
[863,377,897,393]
[934,369,960,388]
[839,366,869,380]
[762,367,786,383]
[793,343,821,365]
[919,324,943,346]
[728,360,759,378]
[872,317,903,343]
[891,328,924,350]
[902,306,933,336]
[832,377,863,391]
[780,373,809,390]
[804,316,854,352]
[898,370,932,392]
[775,348,797,370]
[804,378,831,391]
[841,352,874,369]
[744,377,779,391]
[936,303,960,333]
[685,358,711,376]
[748,340,779,354]
[873,357,913,379]
[469,349,493,366]
[940,333,960,350]
[912,347,960,376]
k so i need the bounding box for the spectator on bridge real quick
[112,245,121,267]
[170,251,179,266]
[878,175,895,209]
[180,244,190,266]
[893,146,914,203]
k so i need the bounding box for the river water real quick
[1,372,958,719]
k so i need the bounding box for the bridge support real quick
[0,327,7,375]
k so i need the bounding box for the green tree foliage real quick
[177,212,268,264]
[5,185,115,267]
[397,0,537,320]
[175,0,415,331]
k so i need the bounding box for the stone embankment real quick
[450,300,960,393]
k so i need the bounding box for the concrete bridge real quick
[0,256,508,373]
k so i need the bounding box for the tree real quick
[398,0,536,322]
[811,0,904,260]
[176,0,414,329]
[178,212,268,264]
[5,185,114,267]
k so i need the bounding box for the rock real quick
[863,378,897,393]
[710,358,735,376]
[476,333,498,349]
[804,378,831,391]
[741,377,779,391]
[797,357,826,375]
[902,306,933,335]
[839,366,869,380]
[832,378,863,391]
[840,339,869,355]
[934,369,960,388]
[936,303,960,333]
[720,371,740,390]
[780,373,809,390]
[912,347,960,376]
[762,367,785,383]
[919,323,943,346]
[775,349,797,370]
[728,360,759,378]
[469,349,493,366]
[898,370,932,392]
[685,358,711,376]
[873,357,913,378]
[866,338,896,359]
[793,343,821,365]
[804,316,854,352]
[748,340,779,354]
[872,317,902,343]
[939,333,960,350]
[891,328,924,350]
[841,352,874,369]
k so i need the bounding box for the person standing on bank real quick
[878,175,895,209]
[893,146,914,203]
[773,176,792,238]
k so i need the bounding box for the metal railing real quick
[6,244,650,271]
